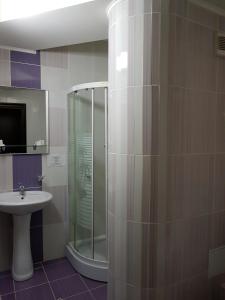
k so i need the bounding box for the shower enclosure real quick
[66,82,108,282]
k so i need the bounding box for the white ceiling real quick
[0,0,110,51]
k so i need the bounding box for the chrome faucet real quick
[19,185,25,197]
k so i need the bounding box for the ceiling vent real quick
[216,32,225,57]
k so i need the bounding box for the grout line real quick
[78,275,95,300]
[12,279,16,300]
[64,290,93,300]
[42,262,56,300]
[10,60,40,67]
[48,273,80,284]
[14,282,49,294]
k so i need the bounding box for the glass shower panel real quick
[73,89,93,259]
[68,92,76,244]
[93,88,107,262]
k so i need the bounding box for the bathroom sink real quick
[0,191,52,215]
[0,190,52,282]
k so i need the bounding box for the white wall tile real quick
[0,60,11,86]
[42,147,68,187]
[43,222,67,261]
[49,107,67,147]
[43,185,67,225]
[0,156,13,192]
[209,247,225,278]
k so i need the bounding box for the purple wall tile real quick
[13,155,42,190]
[13,154,43,262]
[31,210,43,228]
[30,227,43,263]
[9,50,44,266]
[10,51,40,65]
[11,62,41,89]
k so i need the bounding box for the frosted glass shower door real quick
[93,87,107,262]
[72,89,93,259]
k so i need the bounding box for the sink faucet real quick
[19,185,25,197]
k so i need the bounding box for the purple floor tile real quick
[44,258,76,281]
[0,276,14,296]
[14,267,47,291]
[2,293,16,300]
[91,286,107,300]
[81,276,106,290]
[67,291,93,300]
[51,274,87,299]
[0,271,11,279]
[16,283,54,300]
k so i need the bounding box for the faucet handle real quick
[37,175,45,183]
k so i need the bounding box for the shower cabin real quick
[66,82,108,282]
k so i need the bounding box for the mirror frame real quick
[0,85,49,155]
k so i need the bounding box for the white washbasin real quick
[0,191,52,215]
[0,190,52,282]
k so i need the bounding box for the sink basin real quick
[0,191,52,215]
[0,190,52,281]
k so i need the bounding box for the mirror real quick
[0,86,49,154]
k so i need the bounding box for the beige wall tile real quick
[188,3,218,29]
[167,155,213,220]
[177,272,210,300]
[169,0,187,17]
[216,93,225,152]
[186,21,216,91]
[43,185,67,225]
[211,211,225,249]
[0,156,13,192]
[219,15,225,31]
[0,49,10,61]
[49,107,67,147]
[43,222,67,261]
[128,14,144,87]
[143,13,161,85]
[126,86,159,155]
[41,47,68,69]
[168,15,187,87]
[0,60,11,86]
[168,87,216,154]
[182,216,210,279]
[213,154,225,211]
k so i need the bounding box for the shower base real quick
[66,238,108,282]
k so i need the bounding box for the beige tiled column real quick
[107,0,161,298]
[108,0,225,299]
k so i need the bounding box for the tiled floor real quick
[0,258,107,300]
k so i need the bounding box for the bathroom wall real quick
[108,0,225,299]
[167,0,225,295]
[0,40,108,271]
